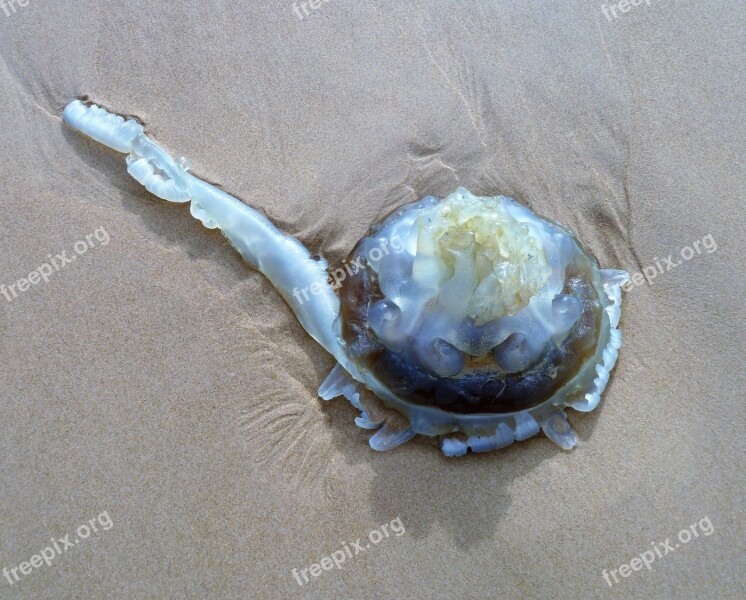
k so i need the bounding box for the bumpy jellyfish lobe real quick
[368,299,406,350]
[493,332,534,373]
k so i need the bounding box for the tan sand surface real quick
[0,1,743,598]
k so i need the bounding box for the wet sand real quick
[0,1,743,598]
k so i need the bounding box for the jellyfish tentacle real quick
[63,100,341,358]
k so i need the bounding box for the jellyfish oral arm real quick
[62,100,342,357]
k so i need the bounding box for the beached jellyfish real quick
[63,100,628,456]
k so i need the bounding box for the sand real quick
[0,1,743,598]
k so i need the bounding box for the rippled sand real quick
[0,2,743,598]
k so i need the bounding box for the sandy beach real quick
[0,1,743,598]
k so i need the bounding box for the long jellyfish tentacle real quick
[63,100,343,359]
